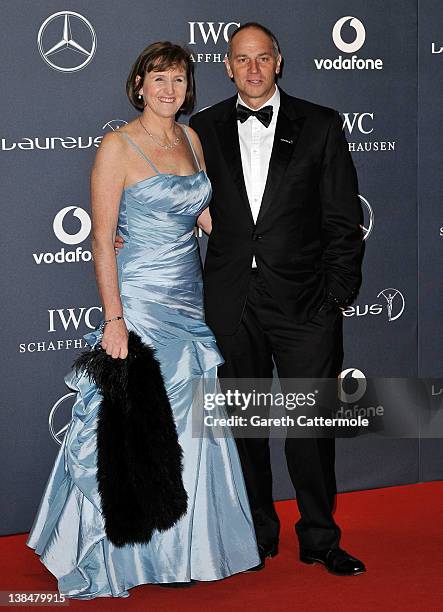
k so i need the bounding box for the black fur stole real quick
[73,331,188,547]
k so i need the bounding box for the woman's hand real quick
[197,208,212,235]
[101,319,128,359]
[114,234,124,254]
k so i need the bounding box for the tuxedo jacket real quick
[190,89,364,335]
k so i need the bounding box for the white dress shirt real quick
[237,86,280,267]
[237,86,280,223]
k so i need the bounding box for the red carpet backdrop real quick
[1,0,442,535]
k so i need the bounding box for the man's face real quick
[225,27,281,109]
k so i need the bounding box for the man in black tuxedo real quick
[189,22,365,576]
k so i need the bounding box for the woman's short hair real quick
[126,42,195,114]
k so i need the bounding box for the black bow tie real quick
[236,104,273,128]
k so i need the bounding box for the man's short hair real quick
[227,22,281,59]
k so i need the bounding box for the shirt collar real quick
[237,86,280,115]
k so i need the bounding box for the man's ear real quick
[275,54,282,76]
[224,57,234,80]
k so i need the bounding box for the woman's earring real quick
[137,93,143,100]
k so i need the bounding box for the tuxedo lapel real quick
[214,100,254,224]
[257,94,306,224]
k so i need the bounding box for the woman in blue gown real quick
[27,41,259,598]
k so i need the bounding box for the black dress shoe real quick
[246,543,279,572]
[300,547,366,576]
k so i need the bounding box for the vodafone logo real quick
[338,368,367,403]
[332,17,366,53]
[33,206,92,265]
[53,206,91,245]
[314,16,383,71]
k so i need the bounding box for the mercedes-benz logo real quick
[377,288,405,322]
[102,119,128,132]
[49,392,76,444]
[37,11,97,73]
[359,194,374,240]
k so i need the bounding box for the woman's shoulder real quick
[103,118,140,142]
[183,123,198,140]
[99,130,125,153]
[182,124,203,151]
[94,123,134,173]
[98,119,140,156]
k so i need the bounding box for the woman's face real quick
[138,63,188,118]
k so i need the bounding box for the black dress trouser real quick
[215,270,343,552]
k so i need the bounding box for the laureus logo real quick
[37,11,97,72]
[33,206,92,264]
[315,16,383,71]
[377,288,405,322]
[1,118,126,152]
[343,288,406,321]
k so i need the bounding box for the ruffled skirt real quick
[27,324,259,598]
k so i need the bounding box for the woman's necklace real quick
[138,117,181,150]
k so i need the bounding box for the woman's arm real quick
[90,133,128,359]
[186,126,212,235]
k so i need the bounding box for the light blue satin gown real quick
[27,126,259,598]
